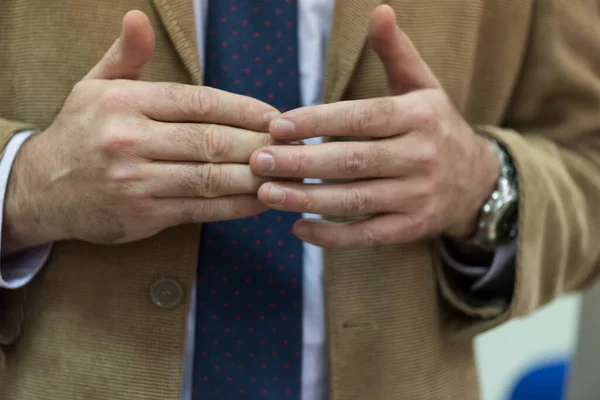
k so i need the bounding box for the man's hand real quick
[249,5,499,249]
[3,11,278,253]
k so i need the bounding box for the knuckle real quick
[239,97,258,127]
[412,140,439,172]
[418,178,439,200]
[259,133,275,148]
[338,146,370,176]
[188,201,215,222]
[198,163,224,196]
[298,192,316,211]
[342,188,370,216]
[305,110,321,136]
[424,116,442,135]
[291,152,311,177]
[160,83,217,120]
[358,228,377,247]
[200,125,234,162]
[160,82,187,104]
[346,104,374,133]
[106,165,135,184]
[341,149,364,174]
[413,103,439,133]
[99,122,138,156]
[347,98,395,133]
[192,86,219,119]
[105,164,144,196]
[371,98,395,124]
[97,87,134,113]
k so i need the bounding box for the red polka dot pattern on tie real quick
[193,1,303,399]
[203,0,300,112]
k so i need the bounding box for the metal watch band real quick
[465,140,519,251]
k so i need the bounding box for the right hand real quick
[3,10,279,253]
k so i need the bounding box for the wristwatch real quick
[465,140,519,251]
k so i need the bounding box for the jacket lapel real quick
[323,0,384,103]
[152,0,202,84]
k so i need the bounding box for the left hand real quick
[249,5,500,249]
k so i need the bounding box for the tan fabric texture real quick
[0,0,599,399]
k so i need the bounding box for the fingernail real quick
[255,152,275,172]
[288,140,304,145]
[268,184,286,205]
[264,110,280,123]
[274,118,295,134]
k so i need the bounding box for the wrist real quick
[451,137,519,251]
[448,135,501,239]
[3,133,65,254]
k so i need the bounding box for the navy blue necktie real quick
[193,1,303,399]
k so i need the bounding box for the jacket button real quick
[151,278,184,309]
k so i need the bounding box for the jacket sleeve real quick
[0,120,35,152]
[437,0,600,338]
[0,119,36,357]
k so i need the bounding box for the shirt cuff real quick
[436,237,517,297]
[0,131,53,289]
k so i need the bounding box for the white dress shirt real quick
[0,1,515,399]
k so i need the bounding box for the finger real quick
[292,213,427,249]
[84,10,155,81]
[130,82,279,132]
[368,5,440,94]
[142,121,276,163]
[143,162,270,198]
[157,195,268,224]
[251,136,428,179]
[268,94,424,140]
[256,179,405,216]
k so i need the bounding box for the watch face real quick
[498,202,518,241]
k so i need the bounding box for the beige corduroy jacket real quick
[1,0,600,399]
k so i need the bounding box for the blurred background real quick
[476,283,600,400]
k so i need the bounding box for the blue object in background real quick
[509,360,569,400]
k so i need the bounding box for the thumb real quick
[84,10,155,81]
[368,5,440,95]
